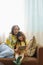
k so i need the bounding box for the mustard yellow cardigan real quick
[6,34,17,49]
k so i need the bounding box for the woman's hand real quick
[25,45,28,51]
[14,48,18,52]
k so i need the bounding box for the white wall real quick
[0,0,26,37]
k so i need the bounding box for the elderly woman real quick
[6,25,20,49]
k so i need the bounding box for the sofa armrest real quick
[37,46,43,65]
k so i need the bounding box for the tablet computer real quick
[18,46,26,50]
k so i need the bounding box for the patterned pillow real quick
[26,36,37,57]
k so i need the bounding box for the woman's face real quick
[13,26,19,35]
[18,36,23,41]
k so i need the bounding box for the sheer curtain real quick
[25,0,43,45]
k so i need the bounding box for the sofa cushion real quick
[22,57,38,65]
[0,57,38,65]
[22,57,38,62]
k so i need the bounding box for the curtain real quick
[25,0,43,45]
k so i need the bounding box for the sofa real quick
[0,46,43,65]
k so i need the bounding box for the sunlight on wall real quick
[0,0,25,37]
